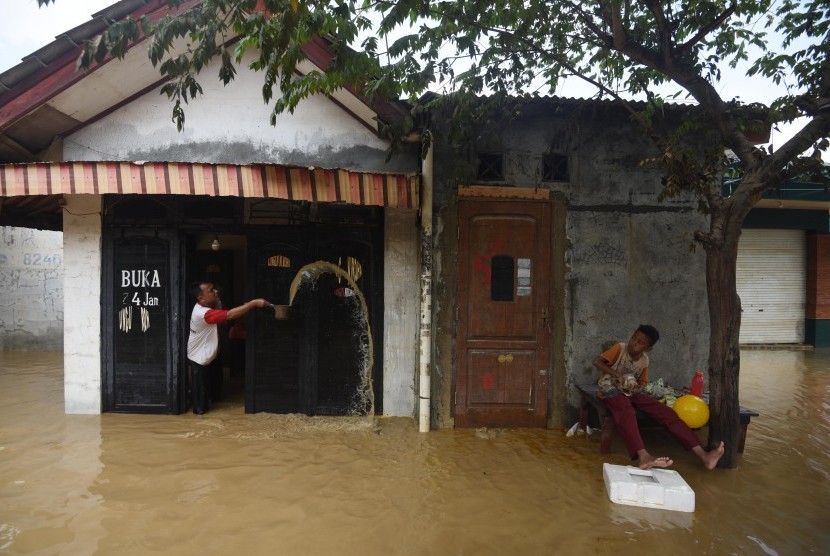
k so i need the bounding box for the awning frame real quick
[1,161,420,208]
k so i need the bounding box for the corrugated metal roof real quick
[0,0,157,94]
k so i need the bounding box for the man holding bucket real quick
[186,281,271,414]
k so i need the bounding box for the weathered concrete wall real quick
[431,101,710,428]
[383,209,419,416]
[64,51,418,174]
[0,227,63,351]
[63,195,102,414]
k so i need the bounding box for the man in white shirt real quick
[187,281,271,414]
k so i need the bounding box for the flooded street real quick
[1,350,828,555]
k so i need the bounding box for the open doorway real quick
[187,233,248,412]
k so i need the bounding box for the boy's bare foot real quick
[702,441,725,470]
[638,455,673,469]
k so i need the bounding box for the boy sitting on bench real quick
[593,324,725,470]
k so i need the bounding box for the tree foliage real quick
[39,0,830,171]
[38,1,828,177]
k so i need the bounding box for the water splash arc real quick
[288,260,374,416]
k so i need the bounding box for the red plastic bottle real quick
[691,371,705,397]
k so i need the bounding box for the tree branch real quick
[681,75,762,168]
[492,3,730,162]
[742,114,830,197]
[609,0,627,50]
[572,5,615,48]
[642,0,673,68]
[425,5,644,121]
[677,4,737,55]
[606,31,762,172]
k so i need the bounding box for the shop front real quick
[2,161,420,417]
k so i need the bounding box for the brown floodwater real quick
[0,350,828,555]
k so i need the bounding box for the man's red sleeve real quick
[204,309,229,324]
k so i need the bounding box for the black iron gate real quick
[247,226,383,415]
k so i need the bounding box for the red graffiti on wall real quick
[472,239,506,286]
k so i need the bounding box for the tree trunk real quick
[704,237,742,468]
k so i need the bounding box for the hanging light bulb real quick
[211,235,220,251]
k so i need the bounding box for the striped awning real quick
[0,161,420,208]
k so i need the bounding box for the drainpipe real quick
[418,132,434,433]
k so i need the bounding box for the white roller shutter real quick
[737,228,805,344]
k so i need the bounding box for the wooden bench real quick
[576,383,759,454]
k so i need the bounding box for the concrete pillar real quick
[383,209,419,416]
[63,194,102,414]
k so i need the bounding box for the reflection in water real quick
[0,350,828,555]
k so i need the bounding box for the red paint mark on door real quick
[472,239,506,286]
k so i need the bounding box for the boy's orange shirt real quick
[597,342,649,397]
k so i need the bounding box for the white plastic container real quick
[603,463,695,512]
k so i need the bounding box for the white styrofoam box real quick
[603,463,695,512]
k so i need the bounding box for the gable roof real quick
[0,0,408,164]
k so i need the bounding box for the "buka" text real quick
[121,269,161,288]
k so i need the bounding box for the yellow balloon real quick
[673,394,710,428]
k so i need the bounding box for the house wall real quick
[0,227,63,351]
[63,195,102,414]
[56,51,423,416]
[430,102,711,428]
[64,52,418,174]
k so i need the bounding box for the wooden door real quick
[455,198,552,427]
